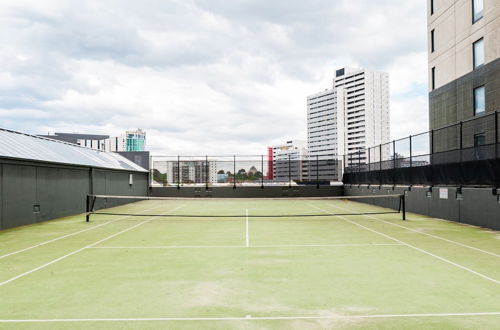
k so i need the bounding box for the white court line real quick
[245,209,249,247]
[88,243,403,249]
[0,312,499,323]
[307,203,500,285]
[0,204,163,260]
[339,203,499,258]
[0,205,184,287]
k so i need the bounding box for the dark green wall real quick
[344,185,499,230]
[0,158,148,230]
[151,185,344,198]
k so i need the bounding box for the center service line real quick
[245,209,249,247]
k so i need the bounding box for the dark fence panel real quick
[344,110,499,187]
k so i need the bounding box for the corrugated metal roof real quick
[0,128,147,172]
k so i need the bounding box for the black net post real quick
[86,195,96,222]
[261,154,264,189]
[288,154,292,188]
[205,155,209,190]
[401,194,406,220]
[86,195,90,222]
[233,155,236,189]
[177,155,180,189]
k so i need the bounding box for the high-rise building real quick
[270,140,308,182]
[307,67,390,180]
[124,129,146,151]
[166,161,217,185]
[428,0,499,150]
[333,68,390,164]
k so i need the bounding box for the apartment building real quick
[428,0,499,150]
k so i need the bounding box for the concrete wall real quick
[428,0,499,90]
[152,185,344,198]
[344,184,500,230]
[0,158,148,230]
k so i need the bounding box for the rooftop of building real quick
[0,128,147,172]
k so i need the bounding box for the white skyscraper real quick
[333,68,390,164]
[307,67,390,179]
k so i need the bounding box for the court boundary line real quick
[0,205,164,260]
[87,243,404,249]
[0,312,499,323]
[339,203,499,258]
[307,203,500,285]
[0,205,185,287]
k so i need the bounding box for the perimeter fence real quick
[343,111,500,186]
[151,155,343,188]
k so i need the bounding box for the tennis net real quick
[85,194,406,221]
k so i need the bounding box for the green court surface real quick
[0,198,499,329]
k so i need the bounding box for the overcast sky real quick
[0,0,428,155]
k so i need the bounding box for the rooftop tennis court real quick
[0,197,499,329]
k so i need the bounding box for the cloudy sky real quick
[0,0,428,155]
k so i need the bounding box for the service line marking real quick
[0,312,499,323]
[307,203,500,285]
[0,205,185,287]
[0,204,162,260]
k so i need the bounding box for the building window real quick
[431,29,435,52]
[473,0,484,23]
[430,0,434,15]
[473,85,485,115]
[431,67,436,90]
[474,133,486,146]
[473,38,484,68]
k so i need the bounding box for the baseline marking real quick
[88,243,403,249]
[0,205,184,287]
[307,203,500,285]
[0,312,499,323]
[0,204,162,260]
[245,209,249,248]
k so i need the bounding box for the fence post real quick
[261,155,264,189]
[288,154,292,188]
[495,111,498,159]
[393,140,396,169]
[232,155,236,189]
[379,144,382,186]
[358,150,361,172]
[177,156,181,187]
[316,154,319,188]
[368,147,371,171]
[409,135,413,186]
[459,121,463,163]
[393,140,397,186]
[205,155,209,190]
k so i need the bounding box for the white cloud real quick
[0,0,429,155]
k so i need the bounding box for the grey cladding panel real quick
[2,164,37,228]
